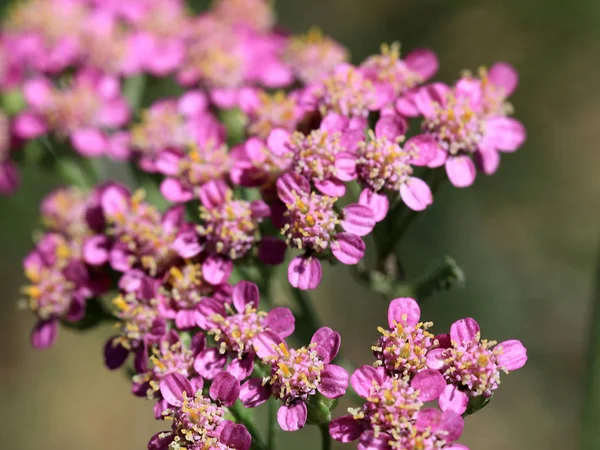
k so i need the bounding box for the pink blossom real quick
[240,327,349,431]
[240,89,303,139]
[426,317,527,414]
[276,172,375,289]
[211,0,276,32]
[0,111,18,195]
[194,280,295,380]
[230,137,290,191]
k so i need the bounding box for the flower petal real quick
[387,297,420,327]
[375,115,407,140]
[311,327,341,363]
[331,233,365,265]
[219,422,252,450]
[341,204,375,237]
[439,384,469,415]
[426,348,447,370]
[240,378,271,408]
[329,416,363,443]
[495,340,527,371]
[160,373,194,408]
[446,156,476,188]
[318,364,349,398]
[31,319,57,349]
[481,117,526,152]
[277,402,308,431]
[350,365,385,398]
[288,256,322,290]
[254,330,285,359]
[404,48,439,80]
[103,336,129,370]
[193,348,228,379]
[400,177,433,211]
[450,318,480,344]
[488,62,518,96]
[258,237,287,265]
[233,280,260,313]
[71,128,106,157]
[265,307,295,338]
[314,178,346,197]
[160,178,194,203]
[210,372,241,406]
[411,369,446,402]
[276,172,310,204]
[358,189,389,222]
[202,256,233,285]
[404,135,439,166]
[267,128,291,156]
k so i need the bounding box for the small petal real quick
[175,309,201,330]
[160,178,194,203]
[341,204,375,237]
[475,148,500,175]
[193,348,228,379]
[321,112,349,133]
[31,319,57,349]
[311,326,341,363]
[488,62,518,96]
[202,256,233,285]
[450,318,480,344]
[350,365,385,398]
[481,117,526,152]
[199,180,228,208]
[400,177,433,211]
[358,430,391,450]
[71,128,106,157]
[439,384,469,415]
[171,230,202,259]
[404,48,439,80]
[264,307,295,338]
[178,90,208,116]
[240,378,271,408]
[276,172,310,204]
[210,372,241,406]
[267,128,291,156]
[277,402,307,431]
[426,348,447,370]
[314,178,346,197]
[331,233,365,265]
[404,135,438,166]
[375,115,407,140]
[358,189,389,222]
[416,409,464,442]
[329,416,363,443]
[254,330,284,359]
[104,336,129,370]
[83,235,109,266]
[229,357,255,381]
[334,152,357,182]
[288,256,322,290]
[318,364,349,398]
[233,280,260,312]
[446,156,476,188]
[101,185,129,217]
[219,422,252,450]
[495,340,527,371]
[388,297,420,327]
[411,369,446,402]
[160,373,194,407]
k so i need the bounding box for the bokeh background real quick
[0,0,595,448]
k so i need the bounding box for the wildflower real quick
[14,70,130,157]
[356,115,437,217]
[276,172,375,290]
[267,113,362,197]
[426,317,527,414]
[158,261,232,330]
[212,0,276,32]
[229,137,290,191]
[0,110,18,195]
[240,89,303,139]
[283,28,349,84]
[372,297,436,376]
[194,280,295,380]
[240,327,349,431]
[151,372,251,450]
[329,365,453,449]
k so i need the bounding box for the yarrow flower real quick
[240,327,349,431]
[426,317,527,415]
[0,110,18,195]
[152,372,251,450]
[194,280,295,380]
[276,172,375,290]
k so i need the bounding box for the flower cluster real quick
[330,297,527,449]
[7,0,530,449]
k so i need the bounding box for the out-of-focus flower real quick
[240,327,349,431]
[0,111,18,195]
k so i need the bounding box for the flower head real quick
[240,327,349,431]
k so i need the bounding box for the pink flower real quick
[267,113,362,197]
[427,317,527,415]
[356,116,436,217]
[158,262,232,330]
[211,0,276,32]
[240,327,349,431]
[329,365,455,449]
[372,297,436,376]
[229,137,290,190]
[276,172,375,290]
[152,372,251,450]
[283,28,349,84]
[194,280,295,380]
[239,89,303,139]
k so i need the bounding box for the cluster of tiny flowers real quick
[7,0,530,448]
[329,297,528,449]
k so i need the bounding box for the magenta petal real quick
[101,185,129,216]
[258,237,287,265]
[331,233,365,265]
[83,235,109,265]
[446,156,476,188]
[210,372,241,406]
[318,364,349,398]
[0,161,19,195]
[488,62,518,96]
[426,348,447,370]
[219,422,252,450]
[341,204,375,237]
[358,430,391,450]
[264,307,295,338]
[404,134,439,166]
[148,431,174,450]
[350,365,385,398]
[277,402,308,431]
[358,189,389,222]
[31,319,57,349]
[334,152,357,182]
[276,172,310,204]
[254,330,284,359]
[450,318,480,344]
[405,48,439,80]
[439,384,469,415]
[411,369,446,402]
[375,115,407,140]
[427,146,448,168]
[199,180,228,208]
[233,280,260,312]
[193,348,228,379]
[387,297,420,327]
[288,256,322,290]
[229,357,255,380]
[482,117,526,152]
[202,256,233,285]
[160,178,194,203]
[314,178,346,197]
[495,340,527,371]
[171,230,202,259]
[71,128,106,157]
[175,309,200,330]
[103,337,128,369]
[311,326,341,363]
[400,177,433,211]
[178,90,208,116]
[155,150,182,176]
[330,416,363,443]
[267,128,291,156]
[197,297,227,329]
[475,148,501,175]
[239,378,271,408]
[13,112,47,139]
[160,373,194,407]
[416,409,464,442]
[321,112,349,133]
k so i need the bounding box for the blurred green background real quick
[0,0,595,448]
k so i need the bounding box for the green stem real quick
[582,237,600,450]
[229,401,266,450]
[289,287,321,344]
[267,399,277,450]
[319,423,331,450]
